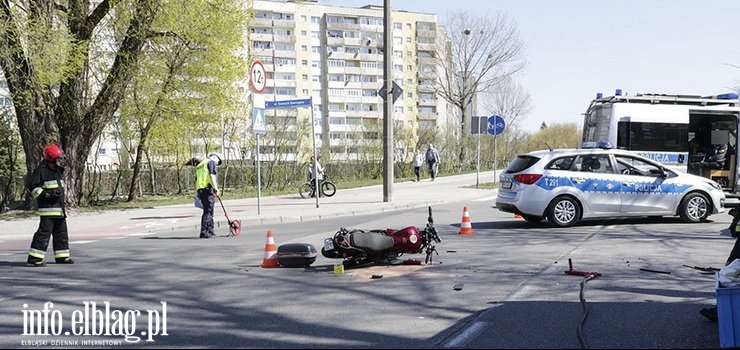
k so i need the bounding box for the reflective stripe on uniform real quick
[37,207,64,216]
[42,180,59,189]
[28,248,45,259]
[54,250,70,258]
[32,187,44,198]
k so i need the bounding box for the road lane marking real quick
[474,195,498,202]
[73,240,97,244]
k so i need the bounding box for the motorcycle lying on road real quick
[321,206,442,268]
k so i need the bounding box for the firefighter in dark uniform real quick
[27,144,74,266]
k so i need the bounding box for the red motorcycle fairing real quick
[388,226,423,253]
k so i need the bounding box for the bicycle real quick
[299,175,337,199]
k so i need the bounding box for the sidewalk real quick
[0,171,500,241]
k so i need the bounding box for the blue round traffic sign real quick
[487,115,505,136]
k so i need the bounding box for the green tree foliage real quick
[116,0,248,201]
[519,122,582,153]
[0,0,248,206]
[0,0,159,206]
[0,107,23,211]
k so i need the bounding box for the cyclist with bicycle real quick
[309,155,324,198]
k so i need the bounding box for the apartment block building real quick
[250,0,451,162]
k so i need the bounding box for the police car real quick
[495,142,726,227]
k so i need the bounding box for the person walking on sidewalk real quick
[412,149,424,182]
[26,144,73,267]
[426,143,440,181]
[195,152,222,238]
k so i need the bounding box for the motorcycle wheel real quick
[321,247,342,259]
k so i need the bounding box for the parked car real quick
[495,144,726,227]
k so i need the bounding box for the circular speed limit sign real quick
[250,60,266,93]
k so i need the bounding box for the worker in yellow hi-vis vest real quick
[195,152,222,238]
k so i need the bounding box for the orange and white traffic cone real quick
[260,230,280,268]
[459,206,475,235]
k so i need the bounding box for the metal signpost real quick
[471,116,488,188]
[250,60,266,214]
[488,115,506,185]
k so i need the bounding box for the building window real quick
[311,16,320,23]
[394,22,402,29]
[302,74,308,80]
[301,45,308,51]
[302,60,308,65]
[406,23,412,29]
[301,30,307,36]
[406,37,411,43]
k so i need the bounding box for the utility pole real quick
[382,0,393,202]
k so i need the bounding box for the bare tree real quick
[480,76,531,170]
[434,10,526,167]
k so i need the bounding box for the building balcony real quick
[274,50,296,59]
[328,110,346,118]
[345,109,365,117]
[417,71,435,80]
[344,37,361,46]
[417,84,435,93]
[417,98,436,106]
[274,80,297,88]
[249,33,273,42]
[416,56,436,65]
[327,66,344,74]
[273,35,296,43]
[418,112,437,120]
[327,37,344,46]
[344,66,362,74]
[360,23,382,31]
[252,18,273,27]
[274,64,297,73]
[416,43,436,52]
[358,53,380,61]
[272,19,295,28]
[326,22,347,30]
[326,51,345,60]
[327,81,346,89]
[416,29,436,38]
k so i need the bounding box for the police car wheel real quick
[547,196,581,227]
[679,192,710,223]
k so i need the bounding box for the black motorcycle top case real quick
[277,243,318,268]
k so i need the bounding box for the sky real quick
[320,0,740,133]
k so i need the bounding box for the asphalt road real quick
[0,172,734,348]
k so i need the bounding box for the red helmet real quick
[43,144,64,161]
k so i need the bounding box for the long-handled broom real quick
[216,195,241,237]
